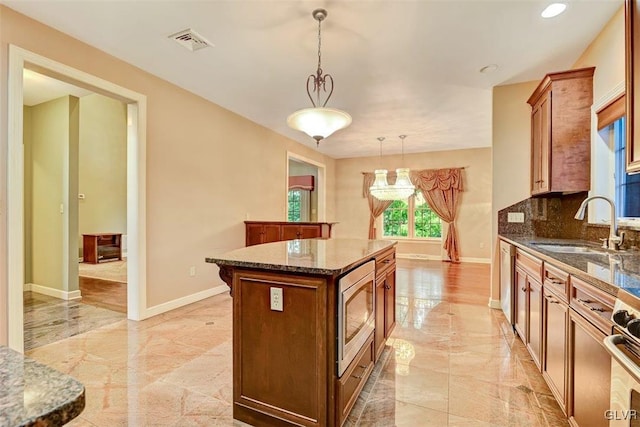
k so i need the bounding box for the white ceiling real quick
[6,0,623,159]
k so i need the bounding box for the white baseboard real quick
[397,253,491,264]
[25,283,82,300]
[459,257,491,264]
[397,253,441,260]
[143,284,228,319]
[488,298,501,309]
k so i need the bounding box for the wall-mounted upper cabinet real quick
[527,67,595,196]
[626,0,640,173]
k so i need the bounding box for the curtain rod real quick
[360,166,467,175]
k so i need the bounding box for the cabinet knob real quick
[589,306,605,313]
[384,285,391,290]
[577,298,592,304]
[521,287,527,292]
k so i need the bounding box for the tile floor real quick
[25,259,568,426]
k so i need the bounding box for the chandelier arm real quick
[306,74,319,108]
[321,74,334,107]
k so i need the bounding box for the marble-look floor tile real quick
[23,260,569,427]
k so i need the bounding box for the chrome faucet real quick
[574,195,625,250]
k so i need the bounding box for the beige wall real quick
[27,96,80,293]
[490,81,538,301]
[335,147,492,260]
[573,6,625,103]
[0,5,337,342]
[79,94,127,252]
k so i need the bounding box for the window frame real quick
[380,193,442,241]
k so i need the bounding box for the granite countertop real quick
[500,234,640,297]
[205,238,397,275]
[0,346,85,426]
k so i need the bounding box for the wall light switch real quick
[507,212,525,223]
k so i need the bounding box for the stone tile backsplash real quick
[498,191,640,251]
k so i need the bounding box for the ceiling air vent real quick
[169,29,212,51]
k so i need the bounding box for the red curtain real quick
[362,172,395,239]
[411,168,464,263]
[288,175,314,191]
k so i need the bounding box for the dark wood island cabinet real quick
[206,238,396,427]
[244,221,336,246]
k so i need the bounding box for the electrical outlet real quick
[270,287,283,312]
[189,266,196,277]
[507,212,525,223]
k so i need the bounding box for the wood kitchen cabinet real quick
[567,275,614,427]
[374,247,396,361]
[514,249,543,369]
[245,221,335,246]
[626,0,640,172]
[527,67,595,195]
[541,264,570,414]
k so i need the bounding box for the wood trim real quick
[626,0,640,172]
[527,67,595,106]
[596,93,625,130]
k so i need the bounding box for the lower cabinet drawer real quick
[337,335,374,426]
[570,276,614,335]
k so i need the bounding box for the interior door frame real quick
[286,152,327,221]
[7,45,148,352]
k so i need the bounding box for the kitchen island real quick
[0,345,85,426]
[206,238,397,427]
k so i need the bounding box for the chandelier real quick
[287,9,352,146]
[369,135,415,201]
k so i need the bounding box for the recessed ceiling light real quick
[480,64,498,74]
[541,3,567,18]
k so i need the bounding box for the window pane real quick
[288,190,301,222]
[383,199,409,237]
[414,192,442,238]
[614,117,640,217]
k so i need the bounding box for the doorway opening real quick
[8,45,148,352]
[286,152,326,222]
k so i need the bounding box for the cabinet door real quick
[246,224,265,246]
[568,309,611,427]
[299,225,320,239]
[384,268,396,338]
[374,275,386,361]
[626,0,640,173]
[531,91,551,195]
[514,266,528,341]
[263,224,281,243]
[281,224,300,241]
[542,288,567,413]
[527,277,543,369]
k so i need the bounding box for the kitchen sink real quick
[533,244,605,254]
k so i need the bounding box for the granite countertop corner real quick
[0,346,85,427]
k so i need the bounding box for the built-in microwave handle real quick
[604,334,640,383]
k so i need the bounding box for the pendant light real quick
[369,137,391,199]
[369,135,415,201]
[391,135,416,199]
[287,9,352,146]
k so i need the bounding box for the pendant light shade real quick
[287,9,351,146]
[286,107,352,144]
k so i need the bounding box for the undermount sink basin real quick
[533,244,605,254]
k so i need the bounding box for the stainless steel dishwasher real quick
[500,240,515,326]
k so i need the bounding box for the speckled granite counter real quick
[205,238,397,275]
[0,346,84,426]
[499,234,640,297]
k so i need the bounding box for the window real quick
[288,190,301,222]
[382,192,442,238]
[612,117,640,217]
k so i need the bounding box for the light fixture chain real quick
[317,16,322,75]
